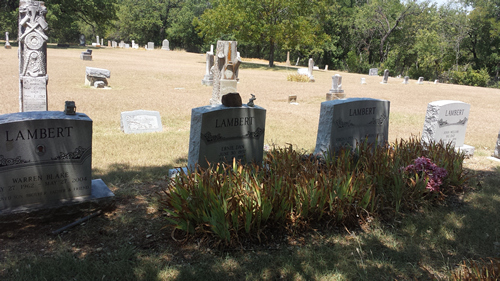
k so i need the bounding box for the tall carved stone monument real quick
[18,0,49,112]
[210,41,241,105]
[4,32,12,49]
[202,46,214,86]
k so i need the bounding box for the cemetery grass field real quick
[1,45,500,280]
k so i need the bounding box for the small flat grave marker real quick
[120,110,163,134]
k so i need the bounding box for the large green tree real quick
[195,0,327,67]
[46,0,118,42]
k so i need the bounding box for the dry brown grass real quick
[1,45,499,177]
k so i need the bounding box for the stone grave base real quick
[0,179,115,222]
[80,54,92,61]
[326,93,346,101]
[202,76,213,86]
[455,144,475,157]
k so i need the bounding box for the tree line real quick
[1,0,498,87]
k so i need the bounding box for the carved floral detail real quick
[0,155,30,167]
[51,146,89,160]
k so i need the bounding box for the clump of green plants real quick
[286,73,310,82]
[158,137,468,244]
[452,258,500,280]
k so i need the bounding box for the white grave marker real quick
[422,100,474,156]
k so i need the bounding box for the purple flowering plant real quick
[404,156,448,192]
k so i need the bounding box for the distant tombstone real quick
[494,130,500,159]
[96,35,99,46]
[112,41,117,48]
[295,57,299,66]
[417,77,424,84]
[147,42,154,50]
[434,79,439,84]
[80,49,92,61]
[328,74,345,100]
[369,68,378,76]
[161,39,170,50]
[202,50,215,86]
[361,78,367,84]
[5,32,11,49]
[403,76,409,84]
[286,51,290,66]
[210,40,241,105]
[297,68,308,75]
[422,100,474,156]
[0,110,113,212]
[107,40,111,47]
[85,67,110,88]
[288,95,297,103]
[19,0,49,112]
[187,104,266,169]
[314,98,390,155]
[120,110,163,134]
[307,58,315,82]
[324,65,328,71]
[100,38,103,46]
[381,69,389,84]
[125,44,130,49]
[119,41,124,48]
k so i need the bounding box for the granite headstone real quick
[369,68,378,76]
[314,98,390,155]
[422,100,474,155]
[187,105,266,169]
[0,111,113,211]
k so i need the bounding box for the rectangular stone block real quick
[422,100,470,147]
[188,105,266,169]
[0,111,93,210]
[120,110,163,134]
[369,68,378,76]
[314,98,390,154]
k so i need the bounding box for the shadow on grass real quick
[3,165,500,280]
[241,61,300,71]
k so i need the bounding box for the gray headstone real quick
[381,69,389,84]
[147,42,154,50]
[79,34,85,46]
[494,130,500,158]
[369,68,378,76]
[417,77,424,84]
[361,78,367,84]
[403,76,409,84]
[188,105,266,169]
[0,111,93,209]
[162,39,170,50]
[422,100,473,155]
[96,35,100,46]
[120,110,163,134]
[314,98,390,155]
[19,1,49,112]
